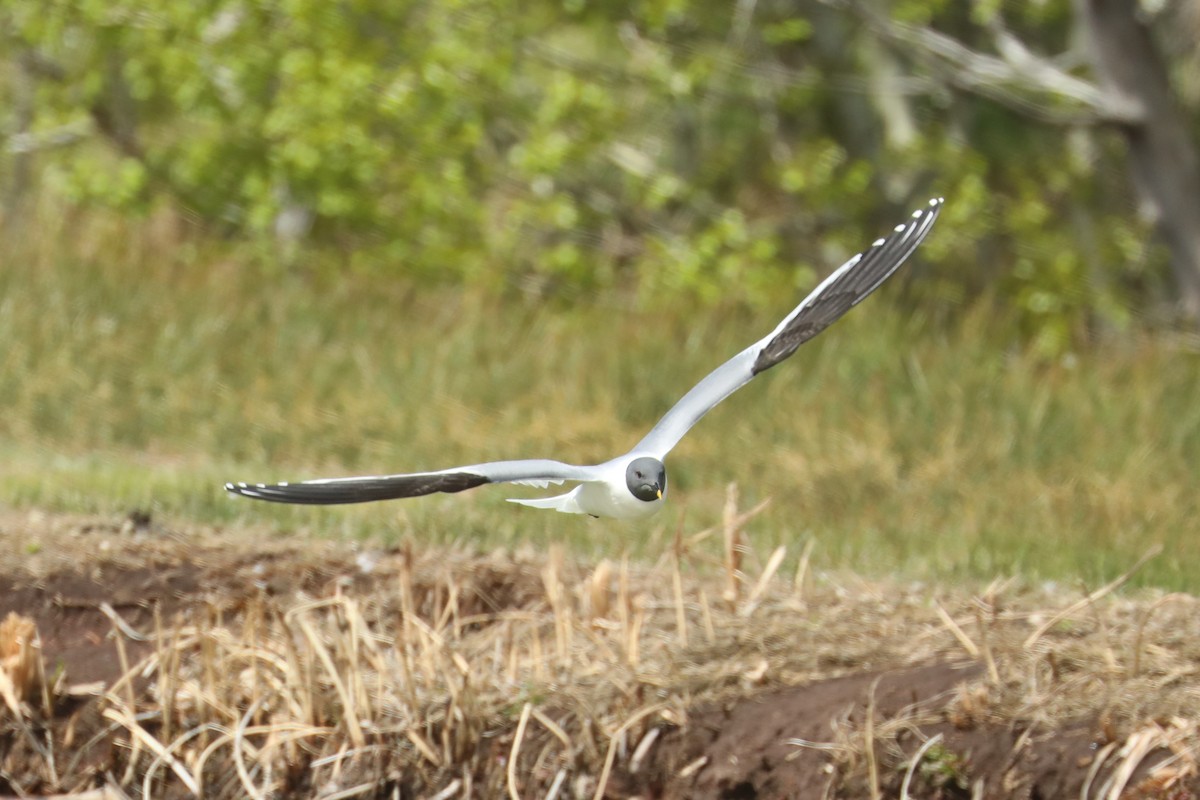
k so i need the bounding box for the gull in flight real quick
[227,198,942,519]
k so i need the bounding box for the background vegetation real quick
[2,0,1198,587]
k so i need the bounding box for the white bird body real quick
[508,455,666,519]
[226,199,943,519]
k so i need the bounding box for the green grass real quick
[3,208,1199,588]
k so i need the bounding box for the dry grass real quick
[0,613,45,717]
[855,565,1200,799]
[0,508,1196,798]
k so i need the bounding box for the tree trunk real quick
[1078,0,1200,317]
[3,52,36,228]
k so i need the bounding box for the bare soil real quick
[0,510,1195,799]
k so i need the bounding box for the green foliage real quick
[2,0,1182,351]
[915,744,969,792]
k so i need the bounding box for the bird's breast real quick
[575,481,663,520]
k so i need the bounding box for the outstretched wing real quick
[632,197,943,460]
[225,459,596,505]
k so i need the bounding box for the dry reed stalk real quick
[1023,544,1162,648]
[1071,583,1121,673]
[358,615,393,719]
[402,607,469,681]
[0,659,58,789]
[1131,593,1193,676]
[531,708,572,751]
[406,728,441,766]
[629,726,660,773]
[102,705,200,796]
[618,557,634,665]
[428,777,462,800]
[684,497,771,550]
[864,677,881,800]
[328,740,349,783]
[319,782,376,800]
[507,702,533,800]
[0,789,125,800]
[505,621,519,682]
[295,614,366,748]
[722,483,742,608]
[900,732,943,800]
[190,724,237,795]
[154,607,173,746]
[0,612,39,713]
[626,593,645,668]
[793,537,815,601]
[273,607,317,729]
[414,617,440,691]
[1097,727,1155,799]
[577,619,620,665]
[143,721,220,796]
[544,769,567,800]
[443,573,461,638]
[108,613,143,788]
[973,607,1000,685]
[672,529,688,647]
[338,596,374,721]
[933,601,979,658]
[233,694,271,800]
[531,624,546,681]
[193,722,328,791]
[98,603,149,643]
[396,540,422,692]
[699,590,716,644]
[246,600,265,730]
[201,620,221,728]
[542,547,571,666]
[389,631,419,715]
[587,559,612,622]
[740,545,787,618]
[592,703,667,800]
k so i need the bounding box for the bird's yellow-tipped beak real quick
[656,488,663,499]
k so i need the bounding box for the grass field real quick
[3,208,1199,589]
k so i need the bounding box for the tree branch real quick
[5,120,93,155]
[846,1,1141,126]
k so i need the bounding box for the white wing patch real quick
[511,478,567,488]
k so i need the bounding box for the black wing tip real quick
[866,195,943,257]
[905,196,944,223]
[225,480,265,498]
[223,471,492,505]
[225,479,304,503]
[918,196,944,224]
[863,195,942,252]
[750,196,943,375]
[904,196,943,223]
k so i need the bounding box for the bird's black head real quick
[625,457,666,503]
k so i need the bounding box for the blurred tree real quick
[861,0,1200,320]
[1,0,1195,348]
[1079,0,1200,318]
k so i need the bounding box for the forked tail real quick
[506,487,586,514]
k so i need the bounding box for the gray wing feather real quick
[632,197,943,459]
[225,459,595,506]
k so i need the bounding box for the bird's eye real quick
[635,471,644,478]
